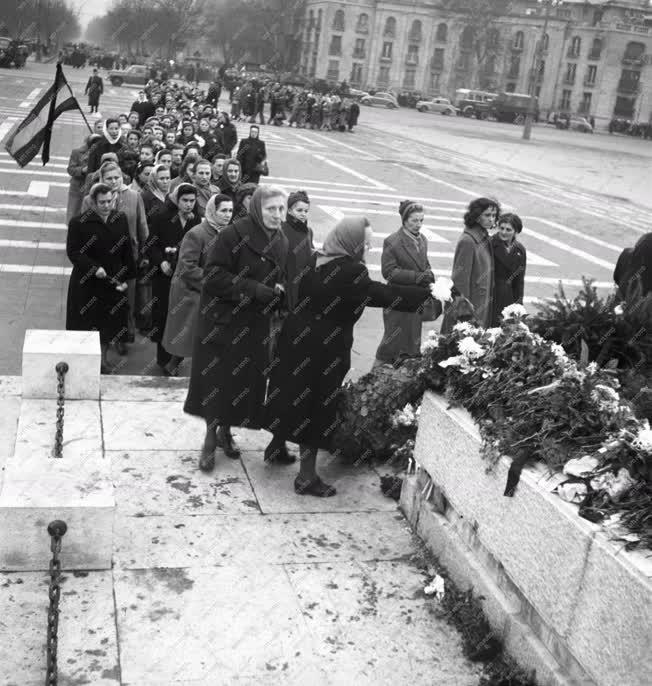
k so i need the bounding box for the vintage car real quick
[108,64,149,86]
[360,92,399,108]
[416,96,458,115]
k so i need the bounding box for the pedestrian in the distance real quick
[237,125,267,184]
[441,197,499,332]
[490,213,526,326]
[85,68,103,114]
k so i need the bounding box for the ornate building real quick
[298,0,652,122]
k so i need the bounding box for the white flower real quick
[501,303,528,320]
[485,327,503,343]
[458,336,485,359]
[614,304,624,315]
[556,482,588,504]
[563,455,599,477]
[586,362,599,375]
[390,403,421,428]
[517,321,530,332]
[591,384,621,414]
[550,343,567,360]
[439,355,464,369]
[430,277,454,304]
[562,366,586,383]
[421,338,439,352]
[453,321,475,335]
[631,421,652,453]
[590,468,635,500]
[424,574,446,599]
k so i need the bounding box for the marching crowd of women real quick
[64,85,526,498]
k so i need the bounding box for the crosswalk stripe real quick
[0,203,64,213]
[0,166,69,178]
[0,219,66,229]
[313,154,394,191]
[0,239,64,250]
[0,264,71,275]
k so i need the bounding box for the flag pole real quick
[59,62,93,133]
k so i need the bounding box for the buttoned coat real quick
[375,229,435,363]
[66,144,89,223]
[183,216,288,429]
[441,225,494,332]
[162,219,219,358]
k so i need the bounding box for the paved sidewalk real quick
[0,375,481,685]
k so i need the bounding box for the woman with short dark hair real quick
[441,197,500,332]
[491,212,527,326]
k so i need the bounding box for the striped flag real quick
[4,63,87,167]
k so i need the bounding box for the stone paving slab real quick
[0,570,120,685]
[101,375,188,403]
[113,511,415,570]
[111,450,260,516]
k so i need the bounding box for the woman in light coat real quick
[441,197,499,333]
[374,201,437,365]
[162,194,233,374]
[66,133,101,222]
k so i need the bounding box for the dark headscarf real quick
[316,216,370,268]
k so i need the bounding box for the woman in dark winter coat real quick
[66,183,136,372]
[87,119,125,174]
[490,213,527,326]
[232,182,257,220]
[264,216,433,497]
[184,185,289,471]
[85,68,103,113]
[375,201,436,365]
[141,163,170,220]
[147,183,200,373]
[217,112,238,156]
[215,158,242,203]
[236,125,267,184]
[348,100,360,131]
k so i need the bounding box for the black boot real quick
[199,430,217,472]
[216,426,240,459]
[264,440,297,464]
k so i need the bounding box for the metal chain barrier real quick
[52,362,69,458]
[45,520,67,686]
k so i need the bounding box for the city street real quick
[0,61,650,378]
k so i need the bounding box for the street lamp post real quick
[523,0,560,140]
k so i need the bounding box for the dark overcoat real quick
[265,256,430,450]
[183,216,288,429]
[236,138,266,184]
[66,210,136,345]
[85,75,103,106]
[490,234,527,326]
[376,229,433,363]
[146,205,200,343]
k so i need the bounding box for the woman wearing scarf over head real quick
[184,185,289,472]
[162,194,234,375]
[147,183,201,373]
[264,216,434,497]
[87,118,125,174]
[66,182,136,373]
[191,158,219,217]
[141,162,171,218]
[215,157,242,204]
[236,125,267,184]
[217,111,238,156]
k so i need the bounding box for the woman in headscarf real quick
[216,111,238,156]
[441,197,499,333]
[232,182,257,220]
[184,185,289,471]
[162,194,234,375]
[215,158,242,203]
[374,200,437,366]
[66,183,136,373]
[141,163,171,218]
[264,216,433,497]
[129,160,154,194]
[236,125,267,184]
[192,158,219,217]
[66,132,101,222]
[87,118,125,174]
[147,183,201,372]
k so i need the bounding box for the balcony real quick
[511,44,523,52]
[622,56,644,67]
[567,48,580,59]
[588,50,602,61]
[406,55,419,66]
[618,80,640,94]
[328,48,341,57]
[430,57,444,71]
[380,55,392,62]
[408,34,422,43]
[563,74,576,85]
[507,70,519,80]
[353,50,366,59]
[583,77,596,87]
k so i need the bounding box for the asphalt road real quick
[0,61,650,379]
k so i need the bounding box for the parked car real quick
[489,92,539,123]
[361,92,398,108]
[559,116,594,133]
[348,88,369,102]
[108,64,149,86]
[416,97,457,115]
[453,88,497,119]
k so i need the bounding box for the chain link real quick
[45,520,67,686]
[52,362,69,459]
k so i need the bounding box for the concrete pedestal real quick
[0,330,114,571]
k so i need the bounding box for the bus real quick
[453,89,497,118]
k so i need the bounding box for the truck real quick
[490,92,539,123]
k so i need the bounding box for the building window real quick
[461,26,474,51]
[350,62,363,85]
[436,23,447,42]
[409,20,422,42]
[332,9,344,32]
[536,59,545,81]
[568,36,581,58]
[329,35,342,56]
[404,68,416,88]
[565,62,577,84]
[589,38,602,61]
[487,28,500,50]
[513,31,524,50]
[431,48,444,71]
[579,92,592,114]
[585,65,597,85]
[508,55,520,79]
[592,9,604,26]
[378,66,390,85]
[541,33,549,52]
[535,85,541,97]
[505,83,516,92]
[456,52,471,71]
[356,13,369,34]
[384,16,396,38]
[430,72,440,91]
[560,89,572,110]
[614,96,635,117]
[354,38,365,58]
[381,42,393,60]
[327,60,339,81]
[407,44,419,65]
[623,41,645,64]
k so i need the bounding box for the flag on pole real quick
[4,63,88,168]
